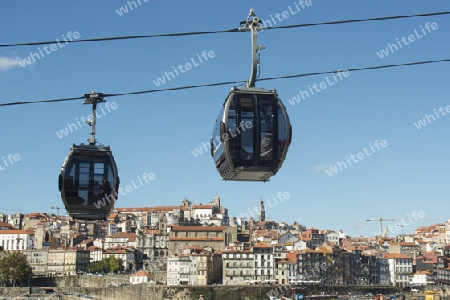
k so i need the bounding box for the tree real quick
[89,256,124,274]
[108,257,124,273]
[0,251,32,287]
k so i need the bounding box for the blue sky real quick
[0,1,449,238]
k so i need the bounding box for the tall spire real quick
[258,198,265,222]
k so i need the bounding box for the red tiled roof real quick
[384,253,412,259]
[116,206,189,213]
[253,242,272,248]
[399,242,419,246]
[106,232,136,239]
[170,226,227,231]
[131,270,149,277]
[88,246,103,252]
[415,270,432,275]
[0,229,34,235]
[194,205,212,209]
[105,249,127,254]
[223,249,253,253]
[0,222,16,229]
[169,237,224,242]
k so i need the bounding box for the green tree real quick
[0,251,32,287]
[89,256,124,274]
[108,257,124,273]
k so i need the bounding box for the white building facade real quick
[0,229,35,250]
[166,255,196,286]
[385,253,413,287]
[253,242,274,283]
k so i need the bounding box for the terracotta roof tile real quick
[106,232,136,239]
[0,222,16,229]
[171,226,227,231]
[0,229,34,235]
[194,205,213,209]
[169,237,223,241]
[384,253,412,259]
[131,270,149,277]
[253,242,272,248]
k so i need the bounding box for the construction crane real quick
[366,217,399,245]
[51,206,61,216]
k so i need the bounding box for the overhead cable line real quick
[1,58,448,107]
[269,11,450,30]
[0,11,448,48]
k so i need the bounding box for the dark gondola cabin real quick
[59,144,119,220]
[211,87,291,181]
[58,92,119,220]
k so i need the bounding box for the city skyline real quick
[0,1,449,239]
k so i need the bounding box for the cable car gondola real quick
[58,92,119,220]
[210,9,292,181]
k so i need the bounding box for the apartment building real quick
[47,247,90,276]
[0,229,35,250]
[24,249,48,277]
[104,232,136,249]
[388,242,421,258]
[222,249,254,285]
[167,255,196,285]
[253,242,275,283]
[384,253,413,287]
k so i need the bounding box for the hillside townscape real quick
[0,196,449,295]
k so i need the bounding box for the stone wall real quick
[55,274,129,288]
[59,284,283,300]
[8,278,447,300]
[0,282,399,300]
[0,287,29,298]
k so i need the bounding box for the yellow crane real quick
[366,217,399,244]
